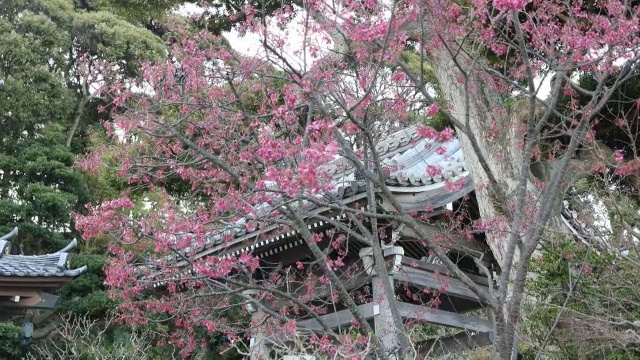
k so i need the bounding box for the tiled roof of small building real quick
[0,228,87,278]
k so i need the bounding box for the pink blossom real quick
[426,104,440,117]
[417,126,438,139]
[437,127,455,142]
[426,164,442,177]
[71,0,640,356]
[435,147,447,155]
[444,179,463,192]
[203,319,218,332]
[282,321,297,335]
[614,150,624,163]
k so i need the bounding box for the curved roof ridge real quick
[0,227,18,241]
[324,126,422,178]
[0,229,87,278]
[54,238,78,254]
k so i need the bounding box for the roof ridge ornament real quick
[0,227,18,259]
[57,253,69,270]
[325,126,420,177]
[54,238,78,254]
[0,227,18,241]
[0,241,9,258]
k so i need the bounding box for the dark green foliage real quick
[0,3,81,253]
[62,291,115,318]
[540,70,640,158]
[59,254,116,318]
[0,322,22,359]
[4,1,276,359]
[95,0,298,36]
[192,0,297,35]
[578,70,640,155]
[83,0,183,24]
[0,0,164,252]
[0,0,164,356]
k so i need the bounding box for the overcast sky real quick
[178,3,553,97]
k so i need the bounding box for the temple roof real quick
[0,228,87,278]
[170,126,473,264]
[330,126,467,188]
[145,125,611,289]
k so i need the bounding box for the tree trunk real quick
[429,47,550,359]
[430,47,521,267]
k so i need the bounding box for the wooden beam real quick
[0,294,42,308]
[0,282,73,289]
[0,276,76,285]
[394,265,487,302]
[274,263,370,307]
[297,303,377,331]
[399,256,489,286]
[182,194,369,266]
[0,289,40,297]
[438,295,485,314]
[0,292,59,310]
[296,301,492,334]
[398,222,487,255]
[249,310,270,360]
[396,302,493,333]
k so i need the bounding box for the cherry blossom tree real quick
[75,0,640,358]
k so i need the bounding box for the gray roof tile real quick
[160,125,600,272]
[0,232,87,278]
[176,126,471,259]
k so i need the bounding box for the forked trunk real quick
[429,47,557,359]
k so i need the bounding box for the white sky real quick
[179,3,553,98]
[181,3,321,71]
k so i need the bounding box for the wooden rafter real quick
[295,300,491,334]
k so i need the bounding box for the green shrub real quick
[0,322,22,359]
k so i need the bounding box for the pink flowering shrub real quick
[73,0,640,357]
